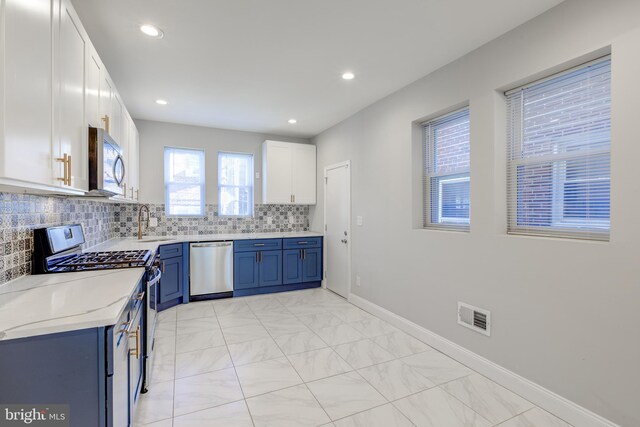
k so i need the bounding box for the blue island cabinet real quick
[0,279,146,427]
[234,237,322,297]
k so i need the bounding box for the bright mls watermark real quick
[0,405,69,426]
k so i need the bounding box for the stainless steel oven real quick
[142,260,161,392]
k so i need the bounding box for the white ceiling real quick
[72,0,563,138]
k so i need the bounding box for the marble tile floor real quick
[134,288,572,427]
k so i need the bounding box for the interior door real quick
[324,162,351,297]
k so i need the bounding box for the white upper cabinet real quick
[291,144,316,204]
[0,0,55,187]
[0,0,138,196]
[262,140,316,205]
[86,43,102,129]
[53,0,88,191]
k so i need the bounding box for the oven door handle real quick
[147,269,162,286]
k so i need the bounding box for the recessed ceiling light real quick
[288,119,297,124]
[155,99,168,105]
[140,24,164,39]
[342,72,355,80]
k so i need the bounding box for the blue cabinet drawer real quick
[283,237,322,249]
[159,243,183,259]
[234,239,282,252]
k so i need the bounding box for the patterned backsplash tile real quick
[0,192,310,285]
[0,193,118,284]
[113,204,309,237]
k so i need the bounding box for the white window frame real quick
[438,176,471,224]
[217,151,254,217]
[164,147,205,217]
[506,56,611,241]
[423,107,471,231]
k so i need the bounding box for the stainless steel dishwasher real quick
[189,241,234,300]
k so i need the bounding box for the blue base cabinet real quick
[234,237,322,297]
[234,251,260,289]
[158,243,187,310]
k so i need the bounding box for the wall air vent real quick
[458,302,491,336]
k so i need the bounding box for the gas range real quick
[32,224,152,274]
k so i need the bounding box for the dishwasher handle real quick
[191,242,233,248]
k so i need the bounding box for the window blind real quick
[164,147,205,216]
[506,57,611,240]
[423,107,471,230]
[218,152,254,216]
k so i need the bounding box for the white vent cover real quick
[458,302,491,336]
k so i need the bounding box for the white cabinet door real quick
[86,43,102,128]
[111,93,123,145]
[263,141,293,204]
[99,73,113,133]
[1,0,54,185]
[54,0,88,191]
[292,144,316,204]
[128,121,140,201]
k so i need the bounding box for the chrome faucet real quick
[137,204,150,240]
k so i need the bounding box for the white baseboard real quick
[348,293,619,427]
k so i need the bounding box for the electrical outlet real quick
[267,216,273,225]
[356,275,361,287]
[149,217,158,227]
[356,216,363,226]
[255,172,260,179]
[288,214,294,224]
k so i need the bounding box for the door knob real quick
[341,239,348,244]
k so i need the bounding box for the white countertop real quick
[90,231,324,254]
[0,231,323,341]
[0,268,145,341]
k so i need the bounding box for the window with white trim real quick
[423,107,470,230]
[218,152,254,216]
[506,57,611,241]
[164,147,205,216]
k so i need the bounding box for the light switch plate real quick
[356,216,363,226]
[149,217,158,227]
[255,172,260,179]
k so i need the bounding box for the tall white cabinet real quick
[0,0,140,199]
[262,140,316,205]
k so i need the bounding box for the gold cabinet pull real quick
[56,153,70,185]
[67,155,72,187]
[123,183,127,197]
[102,115,110,133]
[130,325,140,358]
[135,189,139,201]
[130,187,135,199]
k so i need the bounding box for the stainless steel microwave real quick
[88,127,126,197]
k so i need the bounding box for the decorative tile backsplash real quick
[0,193,118,285]
[0,193,309,285]
[113,204,309,237]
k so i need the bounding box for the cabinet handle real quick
[293,194,295,203]
[260,252,263,262]
[67,155,72,186]
[135,189,139,200]
[161,261,165,273]
[130,325,140,359]
[300,249,303,260]
[102,114,110,133]
[303,249,306,260]
[297,241,308,245]
[56,153,70,185]
[118,321,131,334]
[123,183,127,197]
[130,187,134,199]
[256,252,259,263]
[254,243,265,247]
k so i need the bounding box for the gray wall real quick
[135,119,311,204]
[310,1,640,425]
